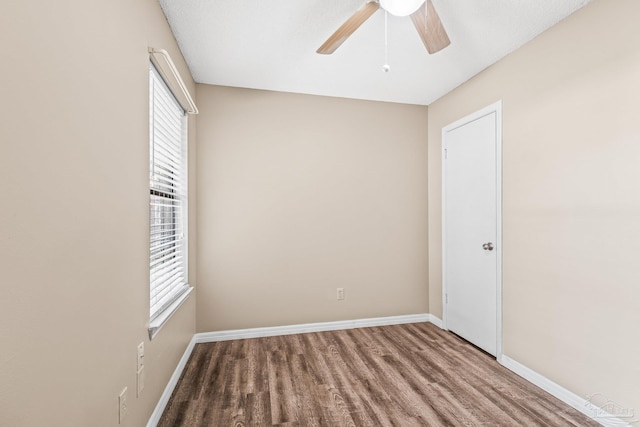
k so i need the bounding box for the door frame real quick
[441,100,503,360]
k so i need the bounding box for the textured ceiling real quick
[159,0,592,105]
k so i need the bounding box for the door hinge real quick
[445,294,448,304]
[444,148,448,160]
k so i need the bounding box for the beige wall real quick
[0,1,196,426]
[428,0,640,415]
[196,86,428,332]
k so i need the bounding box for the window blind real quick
[149,62,189,321]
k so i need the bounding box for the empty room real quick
[1,0,638,426]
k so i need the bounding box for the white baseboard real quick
[500,355,634,427]
[195,313,433,343]
[427,314,443,329]
[147,313,441,426]
[146,335,197,427]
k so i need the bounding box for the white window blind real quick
[149,62,189,322]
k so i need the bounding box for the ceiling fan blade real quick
[410,0,450,54]
[317,1,380,55]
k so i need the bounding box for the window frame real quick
[148,61,192,339]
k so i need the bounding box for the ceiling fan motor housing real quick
[379,0,425,16]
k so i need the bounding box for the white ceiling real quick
[158,0,592,106]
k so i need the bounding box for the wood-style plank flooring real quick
[159,323,599,426]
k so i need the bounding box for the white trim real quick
[500,355,635,427]
[494,101,503,359]
[195,313,433,343]
[148,287,193,340]
[146,335,197,427]
[441,127,448,330]
[427,314,443,329]
[441,100,503,359]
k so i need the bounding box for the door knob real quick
[482,242,494,251]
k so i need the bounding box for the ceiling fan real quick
[317,0,450,55]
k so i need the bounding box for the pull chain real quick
[382,11,390,72]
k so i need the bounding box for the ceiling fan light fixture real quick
[379,0,425,17]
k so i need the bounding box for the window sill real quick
[148,286,193,340]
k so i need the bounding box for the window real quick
[148,62,191,338]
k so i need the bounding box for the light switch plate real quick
[119,387,128,424]
[137,342,144,371]
[137,366,145,397]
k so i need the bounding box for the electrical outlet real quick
[119,387,128,424]
[336,288,345,300]
[137,342,144,371]
[137,366,145,397]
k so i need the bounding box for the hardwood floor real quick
[158,323,599,426]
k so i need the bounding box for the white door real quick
[443,102,502,357]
